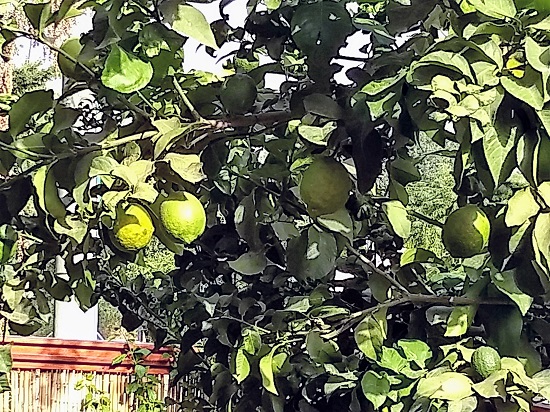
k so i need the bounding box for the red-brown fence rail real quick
[0,336,187,412]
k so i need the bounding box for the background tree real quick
[1,0,550,411]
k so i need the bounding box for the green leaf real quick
[228,251,268,275]
[159,1,218,49]
[316,208,353,238]
[481,122,519,186]
[297,122,337,146]
[303,94,343,119]
[416,372,473,401]
[533,212,550,271]
[241,329,262,355]
[33,165,66,222]
[291,1,352,59]
[397,339,432,369]
[383,200,411,239]
[0,345,12,375]
[400,248,443,267]
[23,1,52,33]
[259,346,280,395]
[467,0,517,18]
[361,71,406,97]
[472,369,508,399]
[378,347,408,374]
[234,349,250,384]
[101,45,153,93]
[500,66,545,110]
[354,308,387,360]
[490,269,533,315]
[445,305,477,337]
[409,51,474,82]
[287,226,337,281]
[361,371,390,409]
[9,90,53,137]
[306,331,340,363]
[163,153,206,183]
[506,188,540,227]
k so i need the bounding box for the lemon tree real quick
[2,0,550,411]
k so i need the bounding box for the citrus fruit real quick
[220,73,257,114]
[472,346,501,378]
[58,38,89,80]
[160,192,206,244]
[113,204,154,251]
[299,156,352,217]
[442,205,490,258]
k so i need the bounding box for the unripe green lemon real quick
[160,192,206,244]
[442,205,490,258]
[113,204,154,251]
[58,38,85,80]
[220,73,257,114]
[472,346,501,378]
[299,156,352,217]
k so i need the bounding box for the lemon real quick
[160,192,206,244]
[113,204,154,250]
[472,346,501,378]
[58,38,91,80]
[299,156,352,217]
[442,205,490,258]
[220,73,257,114]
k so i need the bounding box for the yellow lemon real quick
[113,204,154,250]
[160,192,206,244]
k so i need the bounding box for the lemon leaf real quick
[101,45,153,93]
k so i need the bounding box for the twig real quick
[409,210,444,229]
[346,243,410,296]
[173,78,204,122]
[0,140,55,160]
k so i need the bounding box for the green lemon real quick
[299,156,352,217]
[220,73,257,114]
[442,205,490,258]
[113,204,154,251]
[58,38,90,80]
[472,346,501,378]
[160,192,206,244]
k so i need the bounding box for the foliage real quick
[2,0,550,411]
[112,342,166,412]
[76,373,112,412]
[12,62,57,97]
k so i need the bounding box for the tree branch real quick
[323,292,513,339]
[409,210,444,229]
[346,243,411,296]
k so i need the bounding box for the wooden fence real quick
[0,337,194,412]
